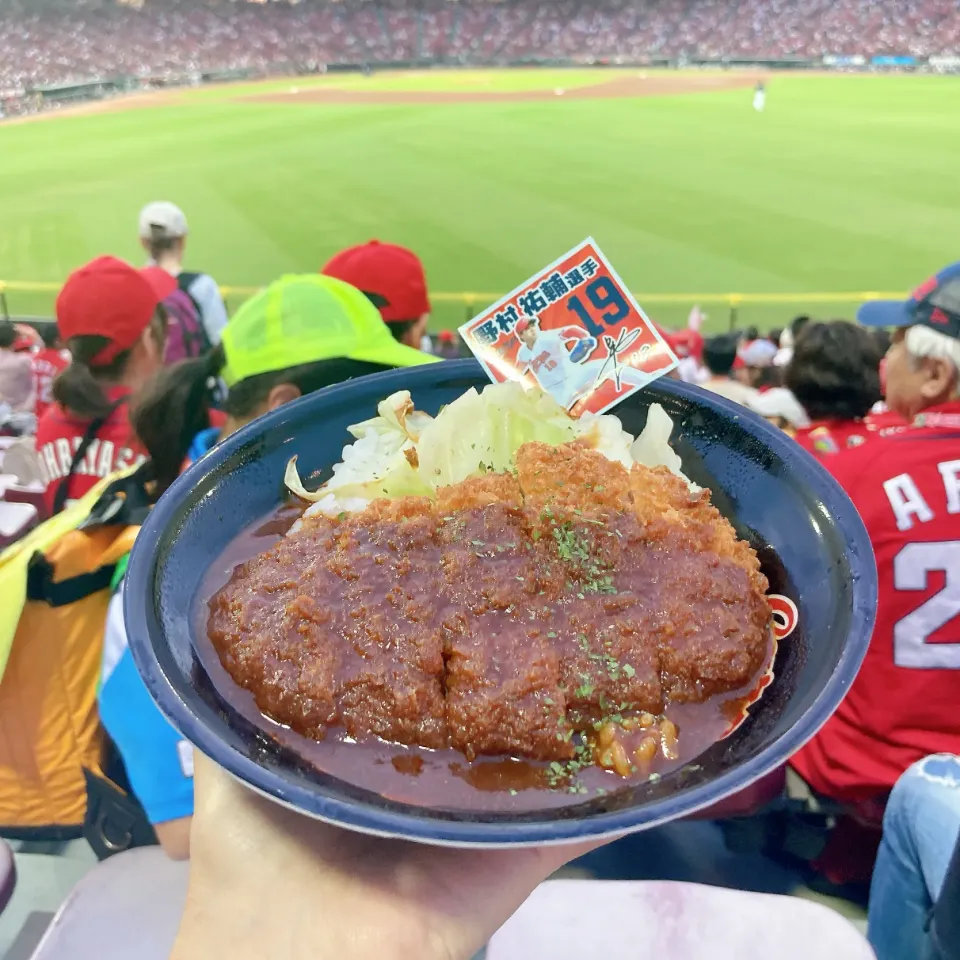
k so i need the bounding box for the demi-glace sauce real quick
[194,499,774,812]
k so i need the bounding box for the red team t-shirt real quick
[791,401,960,802]
[794,410,910,459]
[30,347,70,420]
[34,385,145,514]
[794,419,872,456]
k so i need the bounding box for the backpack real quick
[162,272,211,364]
[0,465,151,837]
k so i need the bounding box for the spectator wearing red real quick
[11,325,41,353]
[790,263,960,805]
[322,240,431,351]
[666,328,705,384]
[0,320,34,413]
[30,324,70,420]
[435,329,460,360]
[35,256,174,515]
[784,320,884,456]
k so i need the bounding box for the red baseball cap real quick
[56,256,176,366]
[321,240,430,324]
[12,324,40,352]
[666,329,704,361]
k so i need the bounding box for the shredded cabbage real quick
[630,402,697,488]
[416,382,584,487]
[292,382,689,517]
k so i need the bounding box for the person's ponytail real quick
[52,335,131,420]
[131,344,225,496]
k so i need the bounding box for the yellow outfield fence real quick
[0,279,909,326]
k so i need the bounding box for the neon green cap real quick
[220,273,437,388]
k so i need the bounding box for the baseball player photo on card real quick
[459,238,677,416]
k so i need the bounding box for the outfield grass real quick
[0,70,956,333]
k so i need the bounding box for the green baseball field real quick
[0,68,956,333]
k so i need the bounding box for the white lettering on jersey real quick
[884,473,934,531]
[938,460,960,516]
[96,440,115,478]
[40,444,58,483]
[80,439,100,477]
[55,438,72,478]
[893,541,960,669]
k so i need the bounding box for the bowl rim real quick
[125,360,877,846]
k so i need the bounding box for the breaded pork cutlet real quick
[209,442,772,764]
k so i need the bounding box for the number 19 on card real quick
[567,277,631,336]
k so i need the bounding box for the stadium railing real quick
[0,280,908,331]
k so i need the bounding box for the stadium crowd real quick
[1,197,959,957]
[2,0,960,93]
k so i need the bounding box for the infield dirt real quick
[240,72,759,106]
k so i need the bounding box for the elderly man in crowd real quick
[790,263,960,809]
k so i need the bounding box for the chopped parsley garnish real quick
[552,523,589,564]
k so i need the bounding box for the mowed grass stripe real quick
[0,71,955,331]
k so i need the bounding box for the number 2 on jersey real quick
[893,541,960,669]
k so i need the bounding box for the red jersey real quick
[791,401,960,802]
[35,386,145,514]
[794,419,872,457]
[864,406,909,435]
[30,348,70,420]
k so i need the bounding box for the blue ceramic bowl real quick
[125,360,877,846]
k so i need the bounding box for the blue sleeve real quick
[98,590,194,825]
[188,273,228,345]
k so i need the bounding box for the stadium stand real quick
[2,0,960,951]
[2,0,960,95]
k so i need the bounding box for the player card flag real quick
[459,238,678,417]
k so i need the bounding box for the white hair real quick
[905,325,960,378]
